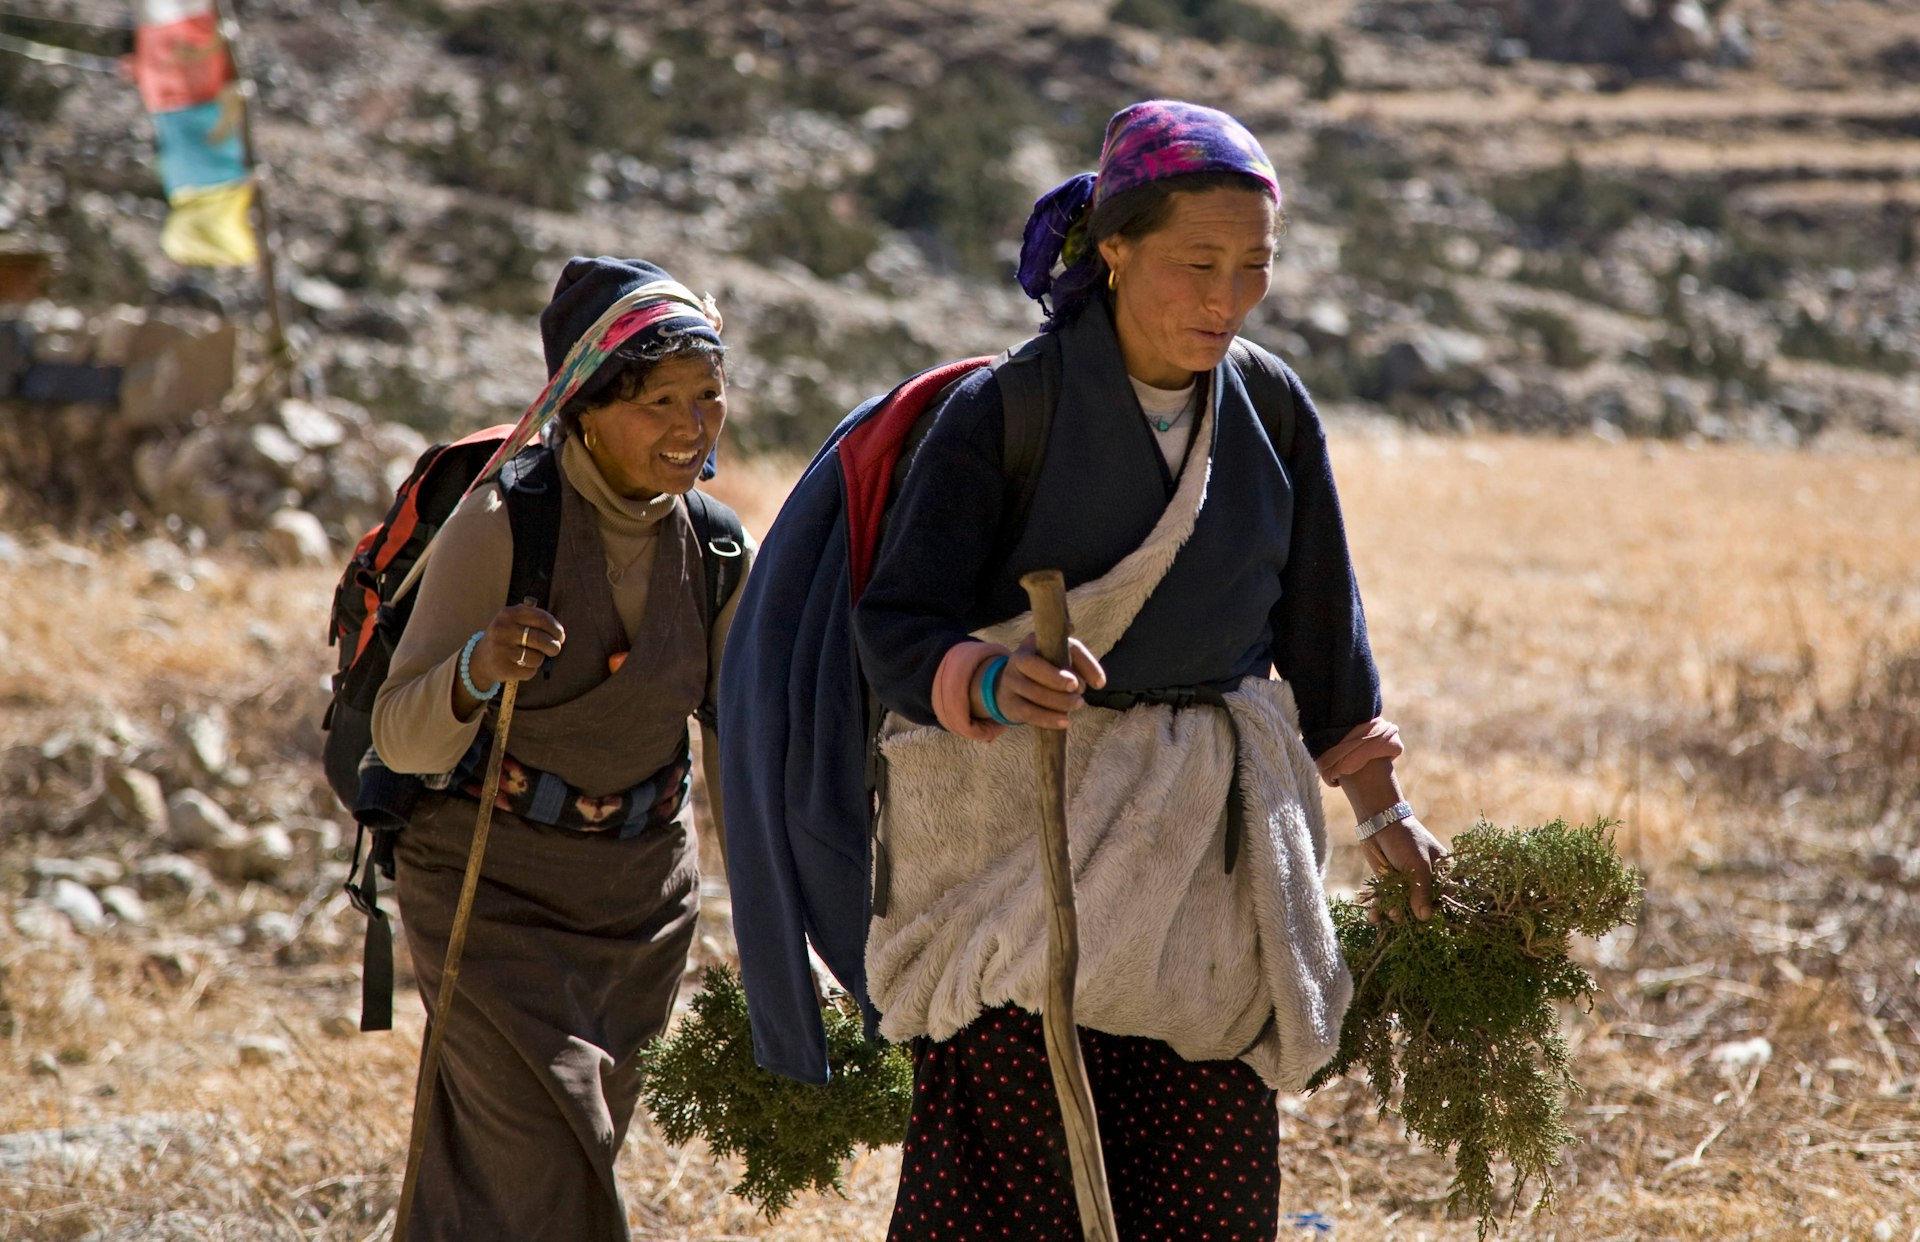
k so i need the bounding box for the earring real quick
[1107,268,1118,293]
[584,427,600,453]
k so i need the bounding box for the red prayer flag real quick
[130,3,233,114]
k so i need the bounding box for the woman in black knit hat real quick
[371,257,752,1241]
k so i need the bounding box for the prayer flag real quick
[159,179,258,267]
[149,95,247,196]
[128,1,231,112]
[131,0,255,267]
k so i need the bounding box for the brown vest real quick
[489,475,708,798]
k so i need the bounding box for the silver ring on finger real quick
[522,626,531,649]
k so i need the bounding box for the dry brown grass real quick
[3,428,1918,1240]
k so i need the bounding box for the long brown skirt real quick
[394,791,700,1242]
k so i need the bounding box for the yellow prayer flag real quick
[160,178,258,267]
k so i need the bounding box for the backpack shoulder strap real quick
[500,443,564,609]
[683,488,747,731]
[988,330,1062,555]
[1228,337,1297,460]
[684,488,747,628]
[345,429,550,1038]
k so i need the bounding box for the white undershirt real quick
[1130,375,1200,472]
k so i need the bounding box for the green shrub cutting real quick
[636,964,913,1218]
[640,820,1640,1233]
[1308,818,1642,1236]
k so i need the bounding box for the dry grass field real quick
[2,425,1917,1241]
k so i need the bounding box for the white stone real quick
[289,819,344,855]
[166,789,243,851]
[1709,1036,1772,1071]
[235,1035,292,1066]
[246,823,297,881]
[278,398,346,450]
[46,880,106,934]
[105,765,170,837]
[181,710,233,780]
[32,856,125,889]
[99,886,150,926]
[261,508,333,567]
[12,901,75,942]
[132,853,215,899]
[249,423,308,472]
[289,277,349,314]
[249,911,300,947]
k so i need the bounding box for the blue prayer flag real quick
[150,96,246,197]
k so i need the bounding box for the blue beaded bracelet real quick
[979,655,1015,726]
[459,630,500,701]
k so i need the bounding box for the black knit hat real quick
[537,256,721,377]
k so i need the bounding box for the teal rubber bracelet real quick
[459,630,500,701]
[980,655,1015,726]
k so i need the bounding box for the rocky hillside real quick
[3,0,1918,542]
[4,7,1920,1236]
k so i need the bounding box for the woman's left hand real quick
[1361,814,1450,921]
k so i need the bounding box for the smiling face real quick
[1097,186,1277,389]
[576,352,727,499]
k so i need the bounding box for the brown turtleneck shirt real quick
[371,434,754,848]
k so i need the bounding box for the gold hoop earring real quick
[584,428,600,454]
[1107,268,1118,293]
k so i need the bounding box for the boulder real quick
[1296,300,1353,355]
[99,886,151,926]
[261,508,333,567]
[88,306,149,367]
[166,789,245,851]
[1519,0,1719,70]
[247,911,300,948]
[1377,328,1491,398]
[245,823,297,882]
[132,854,216,900]
[180,709,234,781]
[247,423,307,475]
[235,1034,293,1066]
[32,856,125,889]
[104,765,170,837]
[133,427,235,534]
[277,398,347,450]
[289,818,345,856]
[117,313,236,431]
[47,880,106,934]
[12,902,75,942]
[1521,0,1641,65]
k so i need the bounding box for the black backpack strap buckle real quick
[342,823,396,1032]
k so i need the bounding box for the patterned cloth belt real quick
[443,728,692,839]
[1084,678,1248,874]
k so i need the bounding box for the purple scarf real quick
[1016,100,1280,307]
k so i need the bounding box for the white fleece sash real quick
[866,390,1353,1091]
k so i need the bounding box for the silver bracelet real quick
[1355,799,1414,842]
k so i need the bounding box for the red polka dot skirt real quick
[885,1004,1281,1240]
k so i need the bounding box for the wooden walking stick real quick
[392,679,519,1242]
[1019,570,1119,1242]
